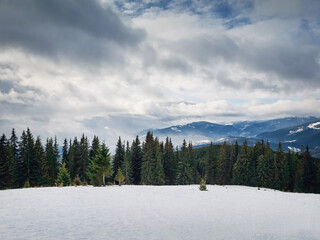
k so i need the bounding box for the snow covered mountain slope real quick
[257,120,320,151]
[140,117,319,147]
[1,185,319,240]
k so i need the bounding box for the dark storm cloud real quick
[0,0,145,65]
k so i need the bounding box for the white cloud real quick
[0,0,320,147]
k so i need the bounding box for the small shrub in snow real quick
[23,180,30,188]
[199,178,207,191]
[73,175,83,186]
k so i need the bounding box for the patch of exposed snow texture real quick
[1,185,319,240]
[288,146,301,152]
[215,138,226,143]
[171,127,181,132]
[240,125,250,131]
[307,122,320,130]
[289,127,304,135]
[284,140,296,143]
[194,140,211,145]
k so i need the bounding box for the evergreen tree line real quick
[1,129,320,193]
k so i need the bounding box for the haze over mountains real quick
[140,117,320,157]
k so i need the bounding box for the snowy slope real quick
[1,185,320,240]
[257,120,320,151]
[140,117,319,147]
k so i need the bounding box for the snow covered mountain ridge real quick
[140,117,320,157]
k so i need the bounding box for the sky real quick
[0,0,320,147]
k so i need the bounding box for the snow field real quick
[0,185,320,240]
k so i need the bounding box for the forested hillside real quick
[1,129,319,193]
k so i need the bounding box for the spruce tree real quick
[67,139,75,180]
[113,137,125,181]
[216,142,229,185]
[232,140,250,185]
[141,132,155,184]
[72,137,81,180]
[206,142,217,184]
[153,137,165,185]
[9,129,19,188]
[294,155,304,192]
[163,137,176,185]
[114,168,125,186]
[123,141,133,184]
[26,129,39,187]
[79,134,89,182]
[176,139,192,184]
[256,141,274,188]
[228,141,239,183]
[56,163,71,186]
[301,146,316,192]
[62,138,68,165]
[131,135,142,184]
[199,178,207,191]
[0,134,10,189]
[35,136,50,186]
[87,143,112,186]
[19,130,28,187]
[46,138,59,185]
[187,141,199,183]
[89,136,100,161]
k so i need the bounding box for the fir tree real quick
[87,143,112,186]
[153,137,165,185]
[216,142,229,185]
[0,134,10,189]
[187,141,199,183]
[163,137,176,185]
[79,134,89,182]
[294,156,304,192]
[141,132,155,184]
[67,139,75,180]
[46,138,59,185]
[53,136,60,165]
[114,168,125,186]
[35,136,50,186]
[113,137,125,180]
[62,138,68,165]
[301,146,317,192]
[256,142,274,188]
[72,137,81,179]
[26,129,39,187]
[123,141,133,184]
[56,163,71,186]
[89,136,100,161]
[228,141,239,182]
[131,135,142,184]
[19,130,28,187]
[232,140,250,185]
[176,139,192,184]
[206,142,217,184]
[199,178,207,191]
[9,129,19,188]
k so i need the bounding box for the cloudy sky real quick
[0,0,320,146]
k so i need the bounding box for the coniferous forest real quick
[0,128,320,193]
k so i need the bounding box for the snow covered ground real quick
[1,185,319,240]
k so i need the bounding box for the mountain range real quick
[140,117,320,157]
